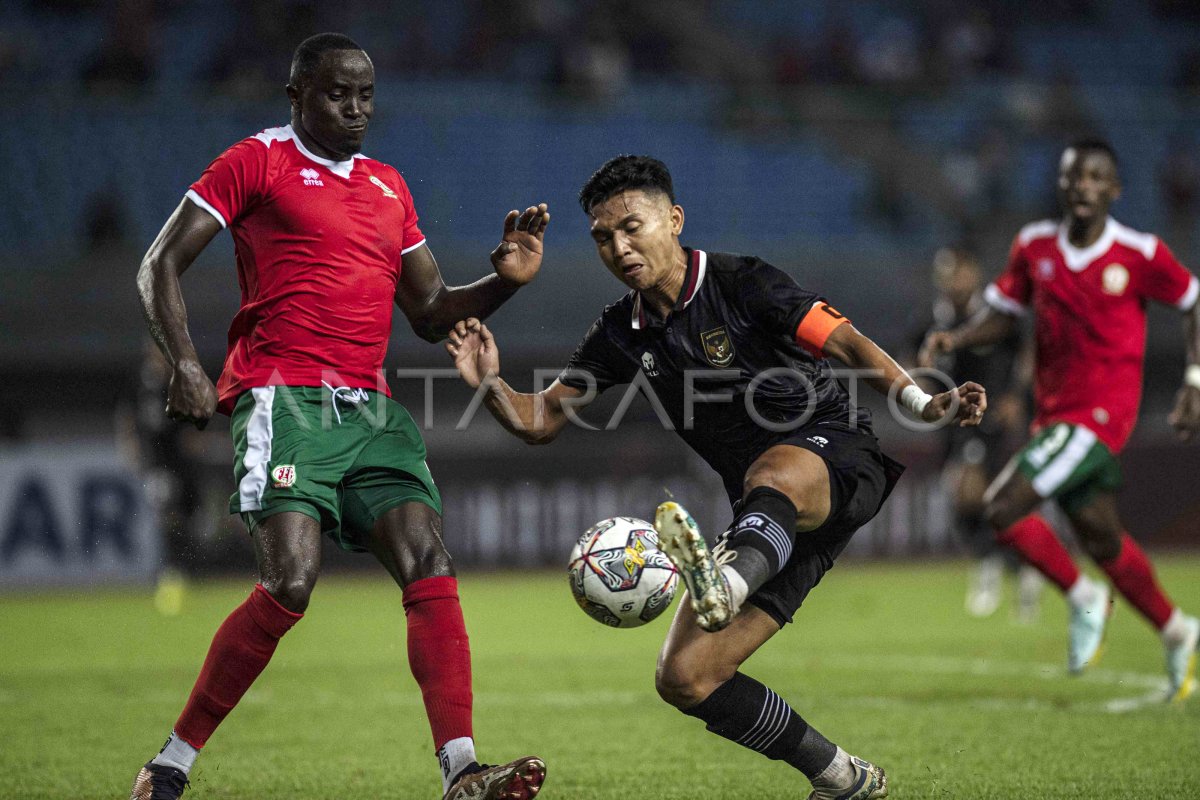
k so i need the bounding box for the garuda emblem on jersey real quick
[701,326,735,367]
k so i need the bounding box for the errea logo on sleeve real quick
[370,175,398,199]
[300,168,324,187]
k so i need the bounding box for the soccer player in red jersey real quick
[129,34,547,800]
[923,139,1200,701]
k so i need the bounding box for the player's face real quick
[290,50,374,159]
[1058,148,1120,223]
[588,190,684,291]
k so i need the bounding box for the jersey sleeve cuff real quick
[185,189,227,229]
[400,238,427,255]
[1176,275,1199,311]
[984,283,1026,316]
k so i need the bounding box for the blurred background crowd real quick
[2,0,1199,585]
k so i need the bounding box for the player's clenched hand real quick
[167,360,218,430]
[917,331,955,369]
[922,381,987,427]
[491,203,550,287]
[1168,384,1200,441]
[446,318,500,389]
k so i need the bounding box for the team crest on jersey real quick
[641,352,659,376]
[1036,258,1055,280]
[1102,263,1130,295]
[271,464,297,488]
[299,167,324,187]
[369,175,398,199]
[701,326,735,367]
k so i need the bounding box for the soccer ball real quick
[567,517,679,628]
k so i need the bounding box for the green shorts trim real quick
[1016,422,1122,515]
[229,386,442,552]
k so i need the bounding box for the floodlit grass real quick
[2,558,1199,798]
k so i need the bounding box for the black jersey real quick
[560,248,873,499]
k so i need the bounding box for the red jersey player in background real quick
[131,34,548,800]
[923,139,1200,702]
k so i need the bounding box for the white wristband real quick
[900,384,933,417]
[1186,365,1200,390]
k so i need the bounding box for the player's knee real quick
[655,654,729,710]
[262,570,318,613]
[385,526,454,584]
[984,498,1021,533]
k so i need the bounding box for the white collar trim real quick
[1057,217,1115,273]
[284,124,362,179]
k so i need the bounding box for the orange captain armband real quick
[794,302,850,356]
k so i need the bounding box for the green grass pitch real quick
[3,558,1199,799]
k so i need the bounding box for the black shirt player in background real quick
[915,247,1043,620]
[447,156,987,800]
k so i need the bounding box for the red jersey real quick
[986,216,1198,453]
[186,125,426,414]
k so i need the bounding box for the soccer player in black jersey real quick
[447,156,987,800]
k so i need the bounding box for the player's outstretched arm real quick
[396,204,550,343]
[823,322,988,428]
[136,198,223,429]
[1169,300,1200,440]
[445,318,587,445]
[918,306,1017,368]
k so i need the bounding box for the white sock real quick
[1161,608,1190,645]
[811,746,854,790]
[1066,575,1100,609]
[438,736,477,793]
[720,565,749,614]
[150,731,198,775]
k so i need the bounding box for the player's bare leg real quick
[1067,493,1200,702]
[656,598,887,799]
[131,512,319,800]
[370,502,545,799]
[656,445,830,632]
[984,460,1111,673]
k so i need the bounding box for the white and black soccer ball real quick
[567,517,679,628]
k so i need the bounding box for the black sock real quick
[723,486,799,595]
[682,672,837,779]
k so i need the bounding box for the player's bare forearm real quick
[446,318,581,444]
[137,198,222,427]
[398,206,549,342]
[420,274,521,342]
[950,307,1017,351]
[398,246,523,343]
[825,323,987,426]
[482,378,560,445]
[137,198,221,368]
[823,323,916,396]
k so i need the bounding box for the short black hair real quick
[1066,137,1119,169]
[289,33,364,88]
[579,155,675,214]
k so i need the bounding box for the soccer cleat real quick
[654,501,732,632]
[1164,614,1200,704]
[1014,564,1043,624]
[443,756,545,800]
[1067,582,1112,674]
[129,761,189,800]
[965,555,1003,618]
[807,756,889,800]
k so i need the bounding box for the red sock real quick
[403,576,473,750]
[174,584,302,748]
[997,514,1080,591]
[1099,534,1174,629]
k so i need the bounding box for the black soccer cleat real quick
[129,761,189,800]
